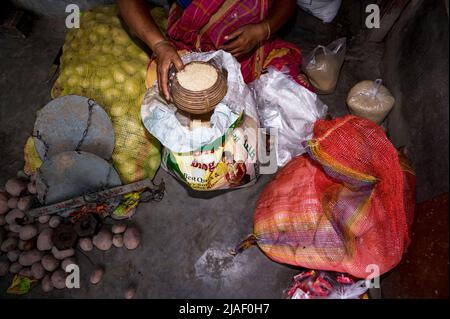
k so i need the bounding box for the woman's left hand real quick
[220,23,268,58]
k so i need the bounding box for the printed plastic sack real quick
[347,79,395,124]
[249,67,328,167]
[141,50,260,191]
[303,37,346,94]
[241,115,415,278]
[297,0,342,23]
[24,5,168,183]
[286,270,369,299]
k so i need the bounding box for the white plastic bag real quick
[290,280,368,299]
[297,0,342,23]
[249,67,328,167]
[303,37,346,94]
[141,50,260,191]
[287,270,369,300]
[346,79,395,124]
[141,50,258,153]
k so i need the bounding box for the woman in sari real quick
[118,0,311,101]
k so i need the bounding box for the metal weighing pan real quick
[36,151,122,205]
[33,95,115,161]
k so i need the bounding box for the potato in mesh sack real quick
[24,5,167,183]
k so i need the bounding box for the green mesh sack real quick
[24,5,166,183]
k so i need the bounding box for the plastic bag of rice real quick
[346,79,395,124]
[303,38,346,94]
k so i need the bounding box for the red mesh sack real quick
[250,115,415,278]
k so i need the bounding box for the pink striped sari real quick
[166,0,312,89]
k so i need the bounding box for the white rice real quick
[177,62,218,91]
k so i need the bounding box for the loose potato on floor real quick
[37,228,54,251]
[19,249,43,266]
[9,223,22,233]
[19,267,32,277]
[90,265,105,285]
[7,197,18,209]
[61,257,77,271]
[93,228,113,251]
[31,262,46,279]
[112,223,127,234]
[5,178,27,197]
[17,196,33,211]
[79,237,93,251]
[41,275,54,292]
[51,270,67,289]
[7,250,20,262]
[9,262,22,274]
[124,286,136,299]
[41,254,60,272]
[5,209,25,225]
[19,224,38,241]
[38,215,51,224]
[123,226,141,250]
[112,234,124,248]
[52,247,75,260]
[49,216,61,228]
[18,238,36,251]
[1,237,18,252]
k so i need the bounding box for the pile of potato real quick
[24,4,164,183]
[1,171,141,298]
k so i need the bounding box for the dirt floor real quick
[0,6,448,299]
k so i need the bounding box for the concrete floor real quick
[0,6,447,299]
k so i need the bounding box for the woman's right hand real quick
[153,40,184,101]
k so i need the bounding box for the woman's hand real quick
[153,40,184,101]
[220,23,269,58]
